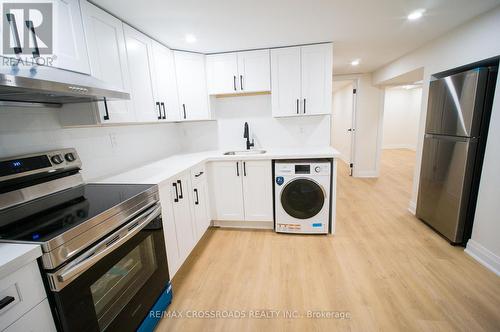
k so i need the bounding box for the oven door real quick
[47,203,169,332]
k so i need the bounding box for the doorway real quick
[331,80,357,175]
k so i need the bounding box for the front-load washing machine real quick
[274,159,331,234]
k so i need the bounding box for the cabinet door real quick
[123,25,159,122]
[241,160,273,221]
[158,182,181,278]
[81,2,133,123]
[270,47,302,117]
[300,43,333,115]
[52,0,90,74]
[191,167,211,241]
[174,51,210,121]
[172,173,196,262]
[209,161,245,221]
[151,42,181,121]
[206,53,238,94]
[237,50,270,93]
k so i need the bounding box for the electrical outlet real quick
[109,133,118,148]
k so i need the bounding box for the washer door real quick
[280,178,325,219]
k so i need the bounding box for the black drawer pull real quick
[194,188,199,205]
[0,296,15,310]
[173,182,179,202]
[195,171,204,177]
[177,180,183,199]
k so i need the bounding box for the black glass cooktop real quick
[0,183,154,243]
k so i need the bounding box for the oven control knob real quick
[51,155,64,165]
[65,152,76,162]
[315,166,321,173]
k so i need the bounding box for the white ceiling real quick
[92,0,500,74]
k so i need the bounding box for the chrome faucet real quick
[243,122,255,150]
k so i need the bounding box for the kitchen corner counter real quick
[99,147,339,185]
[0,243,42,279]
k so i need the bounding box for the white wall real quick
[179,94,331,152]
[331,83,353,163]
[0,107,182,180]
[382,87,422,150]
[373,6,500,275]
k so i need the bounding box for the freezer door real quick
[425,68,488,137]
[416,134,477,243]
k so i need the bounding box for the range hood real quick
[0,64,130,107]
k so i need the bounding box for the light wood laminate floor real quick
[156,149,500,331]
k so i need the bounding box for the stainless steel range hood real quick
[0,62,130,107]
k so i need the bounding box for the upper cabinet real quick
[271,43,332,117]
[81,1,133,123]
[206,50,270,95]
[52,0,90,74]
[174,51,211,121]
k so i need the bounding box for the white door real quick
[52,0,90,74]
[174,51,210,121]
[206,53,238,94]
[191,168,211,241]
[332,81,355,169]
[172,173,196,261]
[158,182,182,277]
[123,25,158,122]
[151,41,181,121]
[237,49,270,93]
[209,161,245,221]
[241,160,273,221]
[270,47,302,117]
[81,2,133,123]
[300,43,333,115]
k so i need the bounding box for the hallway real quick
[157,149,500,331]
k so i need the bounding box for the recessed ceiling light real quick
[185,34,197,43]
[351,59,360,66]
[407,9,425,21]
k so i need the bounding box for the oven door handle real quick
[55,203,161,285]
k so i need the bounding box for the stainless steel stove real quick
[0,149,171,331]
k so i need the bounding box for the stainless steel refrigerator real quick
[416,66,498,245]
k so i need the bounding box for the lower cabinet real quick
[159,168,210,278]
[209,160,273,221]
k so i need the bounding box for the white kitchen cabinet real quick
[3,299,55,332]
[209,160,273,222]
[271,43,332,117]
[241,160,273,221]
[209,161,245,221]
[151,41,181,121]
[191,165,211,241]
[123,25,159,122]
[81,1,133,123]
[174,51,211,121]
[206,49,270,95]
[52,0,90,74]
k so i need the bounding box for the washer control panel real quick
[275,162,330,176]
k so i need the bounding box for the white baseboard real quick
[353,170,378,178]
[465,239,500,277]
[408,200,416,215]
[212,220,273,230]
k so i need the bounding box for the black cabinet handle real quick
[177,180,183,199]
[161,102,166,119]
[194,171,204,178]
[103,97,110,120]
[6,14,22,54]
[182,104,186,119]
[173,183,179,202]
[236,162,239,176]
[156,102,161,119]
[0,296,15,310]
[240,75,243,90]
[233,76,237,91]
[25,20,40,58]
[243,161,246,176]
[194,188,199,205]
[296,99,299,114]
[303,98,306,113]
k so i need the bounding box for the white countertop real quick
[0,243,42,279]
[100,147,339,185]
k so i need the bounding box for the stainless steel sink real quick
[223,149,267,156]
